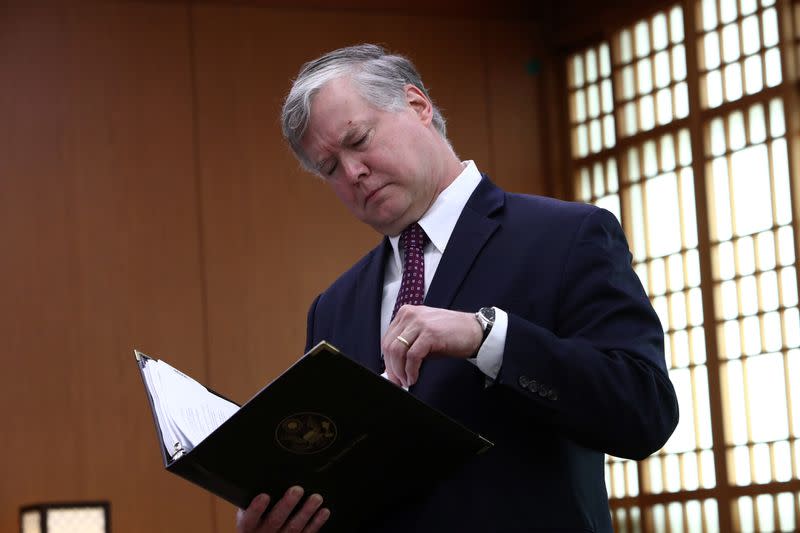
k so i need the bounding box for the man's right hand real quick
[236,486,330,533]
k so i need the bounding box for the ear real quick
[405,84,433,126]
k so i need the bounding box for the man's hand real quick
[381,305,483,388]
[236,486,330,533]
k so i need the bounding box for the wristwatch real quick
[474,306,496,345]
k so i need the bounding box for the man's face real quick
[300,77,444,236]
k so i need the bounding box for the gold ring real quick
[395,335,411,348]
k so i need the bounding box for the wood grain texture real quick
[0,2,549,531]
[0,3,214,532]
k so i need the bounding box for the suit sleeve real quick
[496,208,679,460]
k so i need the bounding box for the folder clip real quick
[170,442,186,461]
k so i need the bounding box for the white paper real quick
[141,358,239,456]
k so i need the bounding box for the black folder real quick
[135,341,493,532]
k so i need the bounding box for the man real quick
[237,44,678,533]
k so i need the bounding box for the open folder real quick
[135,341,493,532]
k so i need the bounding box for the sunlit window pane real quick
[762,8,779,48]
[716,242,736,280]
[772,139,792,225]
[654,51,670,88]
[770,99,786,137]
[721,23,740,63]
[765,48,782,87]
[572,55,585,87]
[673,45,687,80]
[710,117,726,156]
[587,85,600,118]
[599,44,611,77]
[780,266,798,307]
[640,96,655,131]
[749,352,790,441]
[586,49,598,84]
[637,58,653,95]
[601,79,614,113]
[724,62,743,101]
[706,70,724,108]
[702,0,718,31]
[720,0,737,24]
[756,231,776,271]
[710,157,733,241]
[748,104,767,144]
[619,30,633,64]
[656,88,673,125]
[742,15,761,55]
[744,55,764,94]
[646,173,682,257]
[653,13,669,50]
[675,82,689,119]
[736,236,756,276]
[777,226,795,266]
[742,315,761,355]
[704,31,721,70]
[635,21,650,58]
[741,0,757,16]
[670,7,684,43]
[729,111,746,151]
[731,145,772,236]
[725,360,748,443]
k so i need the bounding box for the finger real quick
[386,347,407,388]
[380,314,404,355]
[303,508,331,533]
[264,486,304,532]
[282,493,323,533]
[381,331,407,387]
[404,334,430,386]
[384,367,403,387]
[236,494,270,533]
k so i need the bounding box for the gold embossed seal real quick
[275,412,337,454]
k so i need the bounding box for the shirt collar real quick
[389,160,483,268]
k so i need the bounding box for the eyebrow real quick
[314,124,365,172]
[340,126,364,146]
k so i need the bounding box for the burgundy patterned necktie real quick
[391,223,427,320]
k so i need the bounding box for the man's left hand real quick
[381,305,482,388]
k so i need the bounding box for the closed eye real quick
[326,161,338,177]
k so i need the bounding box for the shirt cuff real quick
[468,307,507,380]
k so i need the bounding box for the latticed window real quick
[567,0,800,531]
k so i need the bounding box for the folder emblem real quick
[275,412,338,454]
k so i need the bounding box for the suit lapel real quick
[424,177,505,311]
[353,238,391,373]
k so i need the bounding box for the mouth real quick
[364,184,386,205]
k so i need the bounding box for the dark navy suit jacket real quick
[305,177,679,532]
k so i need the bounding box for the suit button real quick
[518,376,530,388]
[547,389,558,401]
[538,387,549,397]
[527,380,539,393]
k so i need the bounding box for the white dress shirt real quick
[380,160,507,380]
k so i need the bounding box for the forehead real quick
[301,77,376,161]
[309,78,370,130]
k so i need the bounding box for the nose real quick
[341,154,368,184]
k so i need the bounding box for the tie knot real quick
[400,223,426,252]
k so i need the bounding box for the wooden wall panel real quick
[483,18,549,195]
[0,4,214,533]
[0,2,550,531]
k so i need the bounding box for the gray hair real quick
[281,44,448,172]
